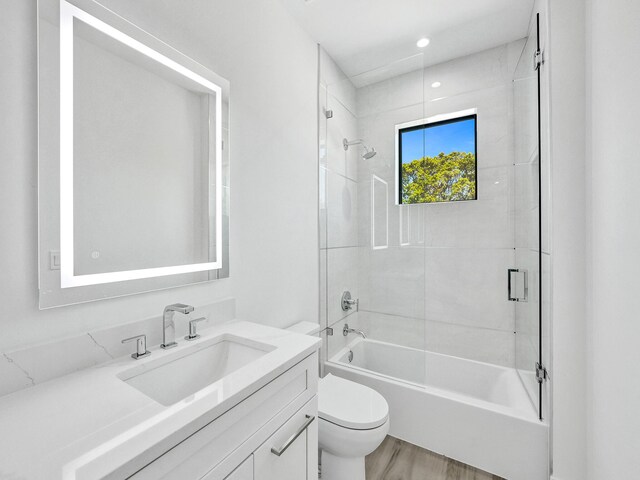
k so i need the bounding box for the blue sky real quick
[401,118,475,162]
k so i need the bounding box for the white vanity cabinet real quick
[223,456,253,480]
[253,401,318,480]
[126,352,318,480]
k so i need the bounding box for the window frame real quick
[395,108,478,205]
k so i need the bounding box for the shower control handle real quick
[341,291,359,311]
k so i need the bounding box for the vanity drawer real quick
[126,352,317,480]
[253,397,318,480]
[223,455,253,480]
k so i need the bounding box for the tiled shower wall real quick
[321,41,534,368]
[356,42,526,367]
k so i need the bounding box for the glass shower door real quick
[320,54,427,387]
[513,14,544,420]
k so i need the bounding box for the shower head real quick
[362,148,377,159]
[343,138,377,159]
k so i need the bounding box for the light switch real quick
[49,251,61,270]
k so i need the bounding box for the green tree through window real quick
[401,151,476,203]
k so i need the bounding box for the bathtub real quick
[325,339,549,480]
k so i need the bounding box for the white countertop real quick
[0,320,320,480]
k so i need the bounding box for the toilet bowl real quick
[318,373,389,480]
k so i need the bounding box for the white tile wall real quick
[358,246,425,320]
[423,166,514,249]
[326,171,358,248]
[319,84,328,170]
[320,47,357,116]
[351,310,513,368]
[319,166,328,249]
[319,248,327,329]
[424,247,515,331]
[326,311,359,359]
[425,85,514,168]
[422,42,523,103]
[357,103,425,178]
[326,94,359,181]
[424,319,515,367]
[326,247,359,327]
[356,68,424,119]
[514,160,540,250]
[357,311,426,350]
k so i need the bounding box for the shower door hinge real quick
[325,327,333,336]
[325,109,334,119]
[535,362,548,384]
[508,268,528,302]
[534,49,544,71]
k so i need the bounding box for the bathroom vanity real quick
[0,322,320,479]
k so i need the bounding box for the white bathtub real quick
[325,339,549,480]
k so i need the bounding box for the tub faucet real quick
[343,323,366,339]
[161,303,194,349]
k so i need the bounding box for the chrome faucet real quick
[161,303,194,349]
[343,323,366,339]
[121,334,150,360]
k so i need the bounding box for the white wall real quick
[587,0,640,477]
[0,0,318,352]
[547,0,588,478]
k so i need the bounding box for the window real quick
[396,110,477,205]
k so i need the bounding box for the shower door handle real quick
[508,269,528,302]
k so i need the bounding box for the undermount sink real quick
[118,334,275,406]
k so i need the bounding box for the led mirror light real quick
[416,37,431,48]
[59,0,223,288]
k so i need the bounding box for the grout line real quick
[322,167,359,184]
[357,309,518,334]
[328,310,357,329]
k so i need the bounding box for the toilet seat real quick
[318,374,389,430]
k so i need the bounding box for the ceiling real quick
[280,0,535,83]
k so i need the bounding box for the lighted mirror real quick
[38,0,230,308]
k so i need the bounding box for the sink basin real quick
[118,334,275,406]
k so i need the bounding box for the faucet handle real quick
[341,291,359,312]
[185,317,206,341]
[122,334,150,360]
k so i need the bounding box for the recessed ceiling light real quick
[431,81,441,88]
[416,38,430,48]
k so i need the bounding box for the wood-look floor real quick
[365,436,504,480]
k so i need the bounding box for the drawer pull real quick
[270,415,315,457]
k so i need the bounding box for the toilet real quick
[318,373,389,480]
[285,322,390,479]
